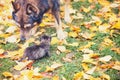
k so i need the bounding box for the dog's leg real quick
[52,11,66,40]
[64,0,71,23]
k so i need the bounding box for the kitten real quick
[19,35,51,61]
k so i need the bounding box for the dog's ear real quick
[11,1,20,11]
[26,4,39,15]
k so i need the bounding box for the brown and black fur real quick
[19,35,51,61]
[11,0,68,41]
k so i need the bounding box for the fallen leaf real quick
[0,49,4,54]
[74,71,84,80]
[112,61,120,70]
[5,35,17,43]
[89,53,99,59]
[52,76,59,80]
[2,72,13,78]
[68,32,78,38]
[82,6,91,13]
[99,55,112,62]
[112,20,120,29]
[98,23,111,33]
[100,62,115,69]
[79,42,95,51]
[111,48,120,54]
[67,42,79,47]
[51,37,59,45]
[82,54,93,63]
[70,26,81,32]
[6,26,17,33]
[45,66,54,72]
[63,52,74,62]
[86,66,96,75]
[80,32,95,40]
[83,73,92,79]
[81,48,94,54]
[110,3,119,8]
[72,13,83,19]
[62,57,72,62]
[101,73,110,80]
[57,46,66,52]
[40,72,53,78]
[20,70,33,80]
[0,54,5,58]
[90,26,98,32]
[82,63,89,71]
[51,62,63,69]
[14,60,33,70]
[46,62,63,72]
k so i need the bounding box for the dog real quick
[11,0,71,41]
[19,35,51,61]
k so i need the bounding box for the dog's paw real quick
[57,29,67,40]
[64,15,71,23]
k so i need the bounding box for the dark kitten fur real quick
[19,35,51,61]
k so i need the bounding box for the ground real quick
[0,0,120,80]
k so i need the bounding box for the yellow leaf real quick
[68,42,79,47]
[98,23,111,33]
[89,53,99,59]
[112,61,120,70]
[68,32,78,38]
[109,13,117,23]
[53,76,59,80]
[14,61,33,70]
[98,0,110,6]
[101,73,110,80]
[46,62,63,72]
[82,54,93,63]
[45,66,54,72]
[83,73,92,79]
[99,55,112,62]
[112,20,120,29]
[90,26,98,32]
[51,37,59,45]
[21,70,33,80]
[70,26,81,32]
[81,48,94,54]
[74,71,84,80]
[80,32,95,40]
[57,46,66,52]
[39,23,45,27]
[86,66,96,75]
[82,6,90,13]
[51,62,63,69]
[2,72,13,77]
[95,20,102,26]
[82,63,89,71]
[92,16,100,21]
[111,48,120,54]
[0,49,4,54]
[101,38,114,48]
[79,42,95,51]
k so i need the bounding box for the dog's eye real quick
[26,4,37,15]
[12,1,20,12]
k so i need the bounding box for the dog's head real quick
[12,0,45,41]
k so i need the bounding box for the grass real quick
[0,0,120,80]
[0,58,16,79]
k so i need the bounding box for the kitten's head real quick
[40,35,51,44]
